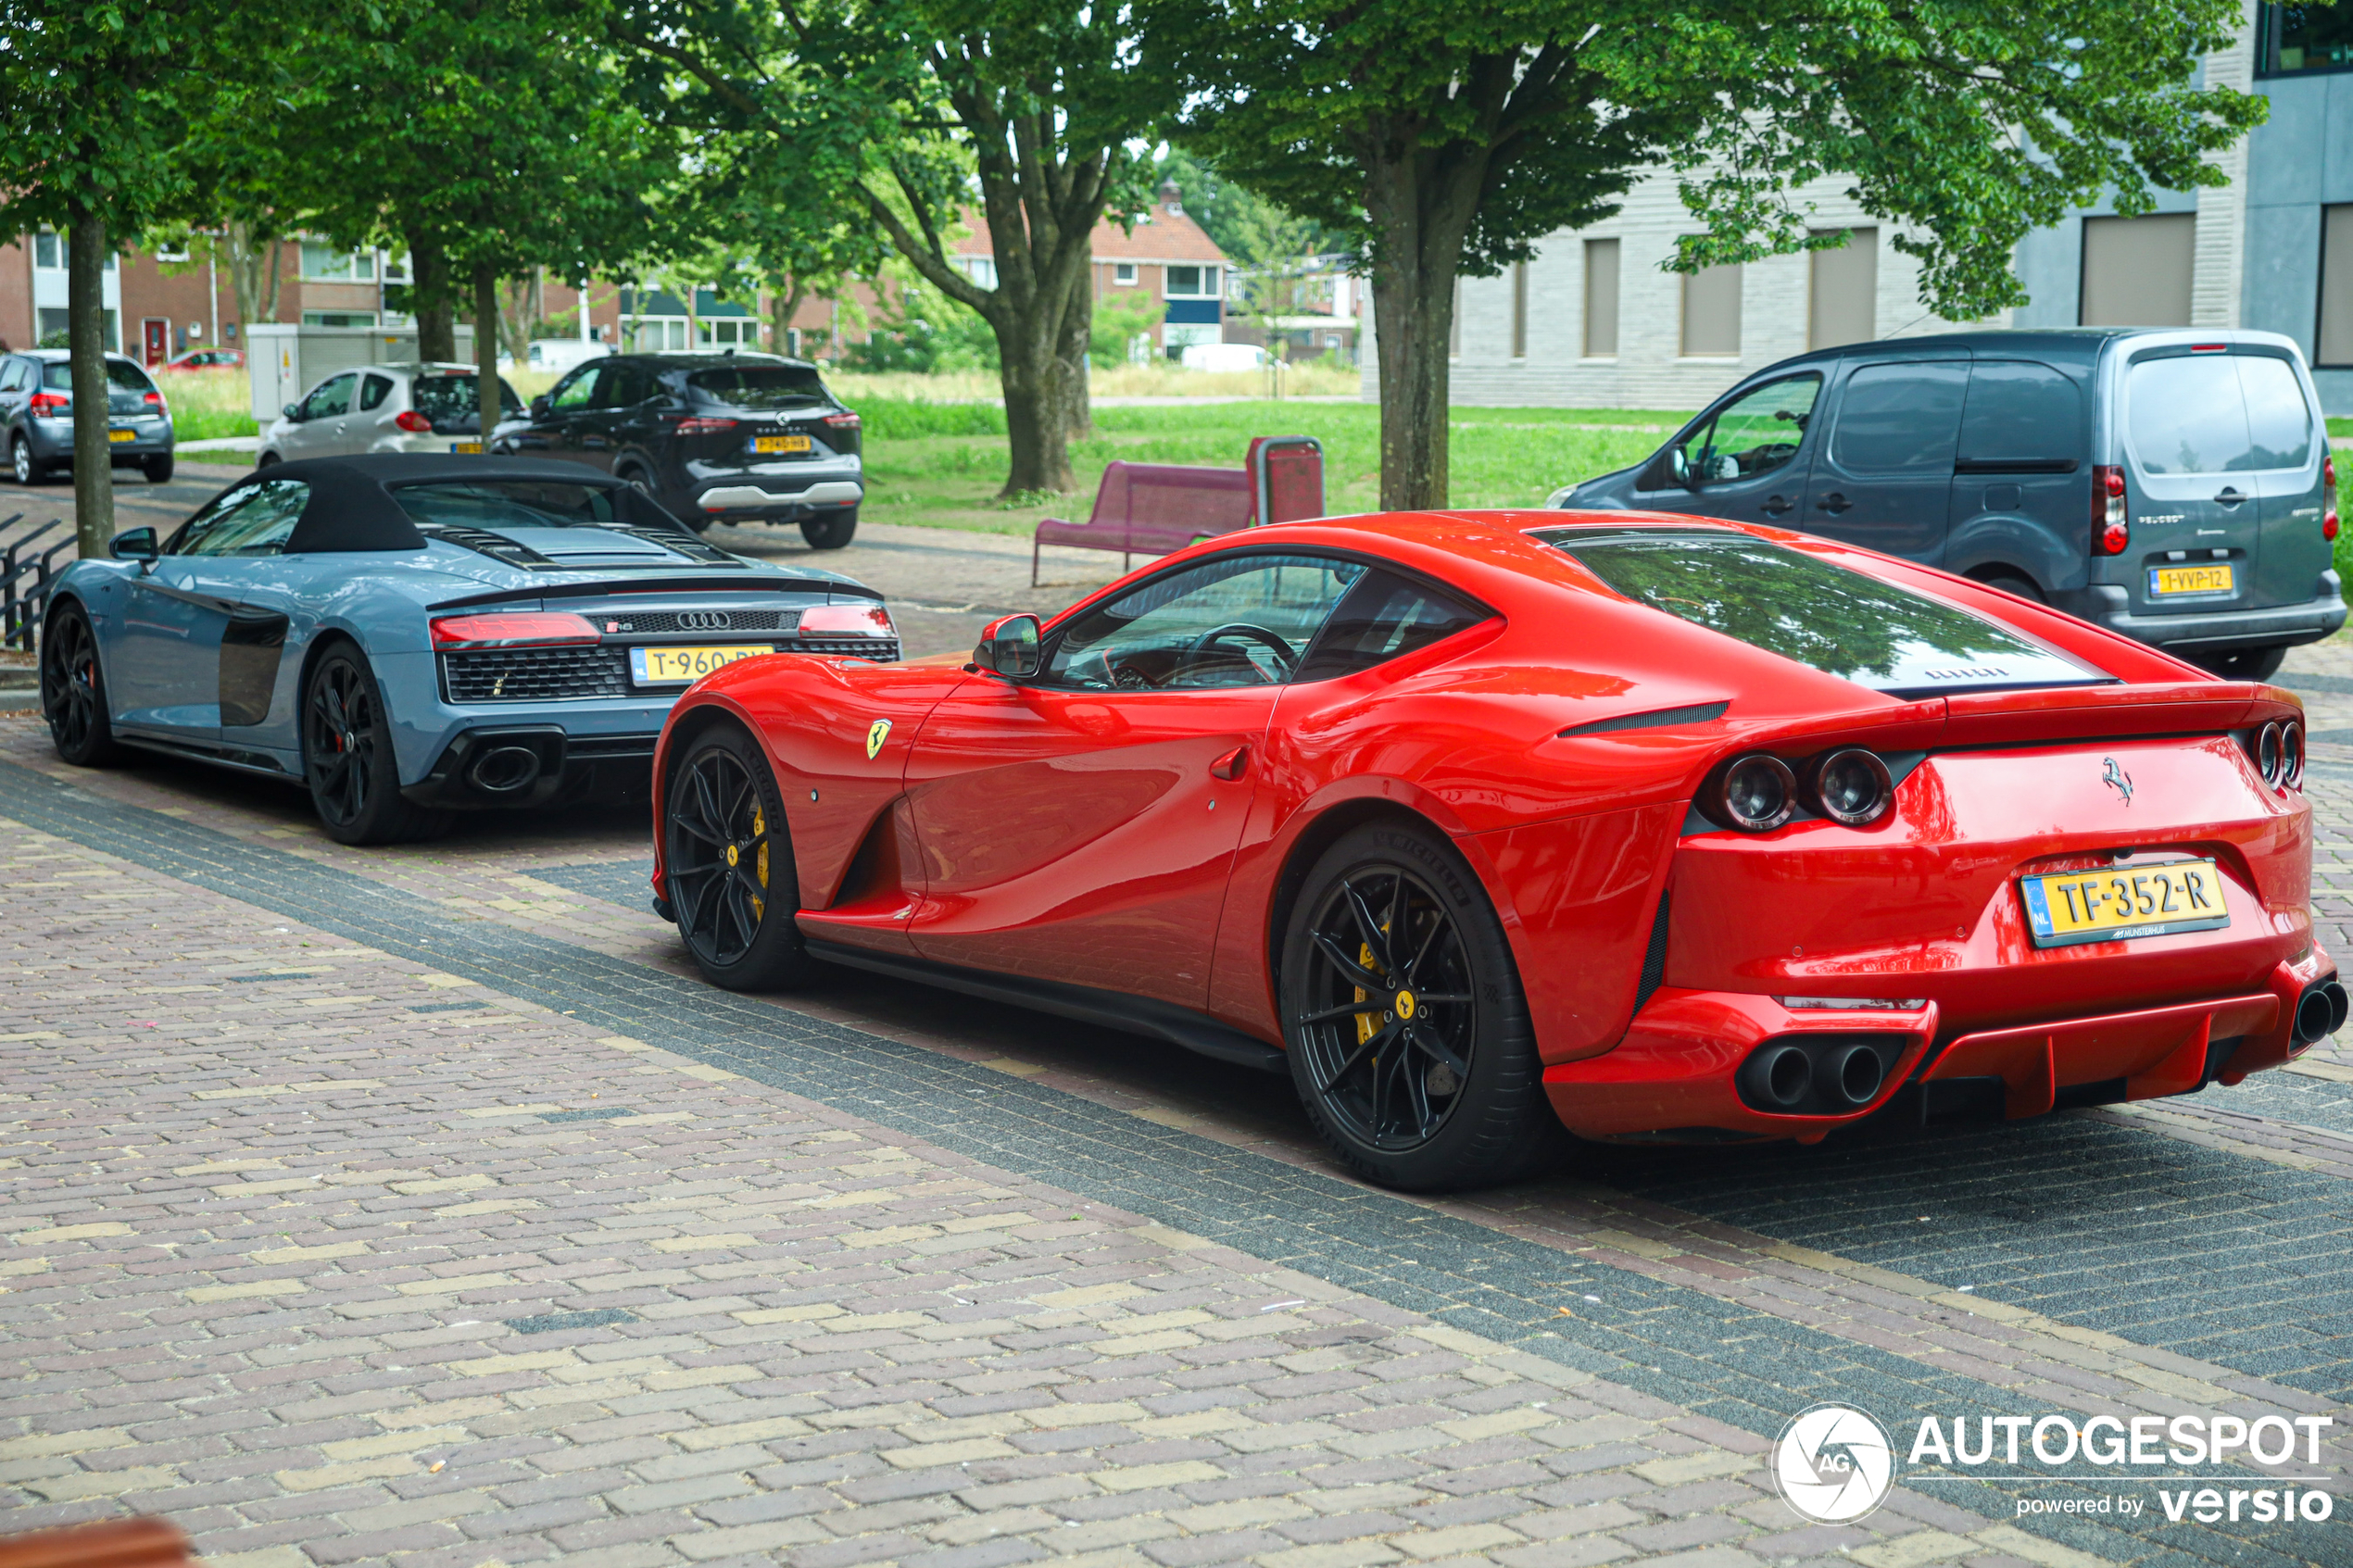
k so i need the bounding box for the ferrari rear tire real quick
[41,602,127,766]
[800,508,857,550]
[302,644,451,846]
[663,723,820,991]
[1281,820,1567,1193]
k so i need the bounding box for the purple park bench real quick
[1032,435,1325,587]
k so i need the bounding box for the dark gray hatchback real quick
[1552,329,2342,679]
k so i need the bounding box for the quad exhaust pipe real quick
[2293,978,2348,1047]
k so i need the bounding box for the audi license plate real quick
[107,428,136,444]
[448,440,483,455]
[2018,859,2229,948]
[750,433,812,455]
[629,645,774,686]
[2149,563,2234,596]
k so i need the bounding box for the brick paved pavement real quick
[6,640,2353,1566]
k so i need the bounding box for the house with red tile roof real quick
[952,182,1229,358]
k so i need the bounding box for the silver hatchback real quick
[257,362,522,466]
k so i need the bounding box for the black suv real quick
[1,348,177,485]
[497,352,863,548]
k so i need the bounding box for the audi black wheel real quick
[302,645,449,846]
[41,602,125,766]
[663,724,819,990]
[1281,820,1567,1191]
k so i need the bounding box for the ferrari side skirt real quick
[801,939,1290,1075]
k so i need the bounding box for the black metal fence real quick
[0,513,72,651]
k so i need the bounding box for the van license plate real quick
[2019,859,2229,948]
[629,645,774,685]
[2149,564,2233,596]
[750,434,812,455]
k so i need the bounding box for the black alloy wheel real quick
[302,646,449,845]
[663,725,819,990]
[1282,820,1567,1191]
[40,603,125,766]
[800,508,858,550]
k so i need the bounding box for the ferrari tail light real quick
[430,611,601,649]
[28,391,67,417]
[2092,465,2128,556]
[2324,455,2338,544]
[673,416,738,435]
[1805,747,1894,826]
[1705,753,1796,832]
[395,409,433,433]
[798,603,895,638]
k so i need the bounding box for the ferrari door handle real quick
[1818,493,1852,515]
[1210,745,1251,781]
[1761,495,1793,517]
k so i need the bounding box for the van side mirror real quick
[971,613,1042,679]
[109,526,158,561]
[1669,445,1692,489]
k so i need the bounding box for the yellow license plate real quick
[107,429,135,444]
[449,440,483,455]
[2019,860,2229,948]
[629,645,773,685]
[2149,564,2234,596]
[750,434,812,455]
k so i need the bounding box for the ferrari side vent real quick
[1634,894,1670,1014]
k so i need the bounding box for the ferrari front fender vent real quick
[1634,893,1670,1014]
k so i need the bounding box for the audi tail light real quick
[395,409,433,433]
[798,604,895,638]
[673,416,738,435]
[2325,455,2339,544]
[429,612,601,649]
[2092,465,2128,556]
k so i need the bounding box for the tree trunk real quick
[474,262,501,444]
[1051,264,1093,443]
[1363,135,1484,511]
[770,278,808,357]
[993,312,1073,496]
[223,220,283,346]
[67,216,115,560]
[411,234,455,361]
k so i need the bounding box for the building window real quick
[954,255,998,290]
[1582,239,1619,358]
[2321,205,2353,367]
[299,243,374,282]
[301,311,376,328]
[698,318,752,345]
[2259,4,2353,74]
[32,232,59,270]
[1808,227,1878,350]
[1511,262,1529,359]
[636,319,689,353]
[1164,266,1219,298]
[2080,212,2195,327]
[1680,258,1742,358]
[1114,262,1138,286]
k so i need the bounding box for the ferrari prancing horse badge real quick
[866,719,892,759]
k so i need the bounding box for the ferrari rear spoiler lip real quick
[1713,681,2298,758]
[426,574,884,611]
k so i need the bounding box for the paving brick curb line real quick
[0,763,2331,1567]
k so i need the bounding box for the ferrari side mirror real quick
[972,613,1042,679]
[109,526,158,561]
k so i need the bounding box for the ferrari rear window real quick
[1537,528,2111,697]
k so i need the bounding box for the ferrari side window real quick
[1292,571,1489,682]
[176,480,311,558]
[1039,553,1363,691]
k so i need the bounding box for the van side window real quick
[1651,373,1820,489]
[1830,362,1968,473]
[1956,361,2082,471]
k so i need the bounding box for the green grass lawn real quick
[860,400,1688,536]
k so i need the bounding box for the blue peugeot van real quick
[1551,329,2342,680]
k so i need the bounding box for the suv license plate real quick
[750,434,812,455]
[629,645,774,685]
[2019,859,2229,948]
[2150,564,2233,596]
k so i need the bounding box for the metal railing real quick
[0,514,72,651]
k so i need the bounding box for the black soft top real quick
[208,455,685,553]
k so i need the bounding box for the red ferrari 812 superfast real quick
[648,511,2341,1190]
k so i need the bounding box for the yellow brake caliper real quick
[750,806,768,922]
[1354,939,1384,1046]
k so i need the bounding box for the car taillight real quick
[143,391,164,410]
[28,392,67,416]
[823,411,861,430]
[798,603,895,638]
[673,416,737,435]
[395,409,433,433]
[2326,455,2340,544]
[2092,464,2128,556]
[429,612,601,649]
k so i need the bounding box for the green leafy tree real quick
[1151,0,2266,509]
[610,0,1169,495]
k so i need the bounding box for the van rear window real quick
[2129,354,2314,473]
[1538,528,2110,698]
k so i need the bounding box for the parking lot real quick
[4,484,2353,1568]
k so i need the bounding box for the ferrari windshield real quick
[392,480,627,531]
[1538,528,2111,697]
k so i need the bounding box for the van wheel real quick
[1972,571,2044,604]
[2193,645,2287,682]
